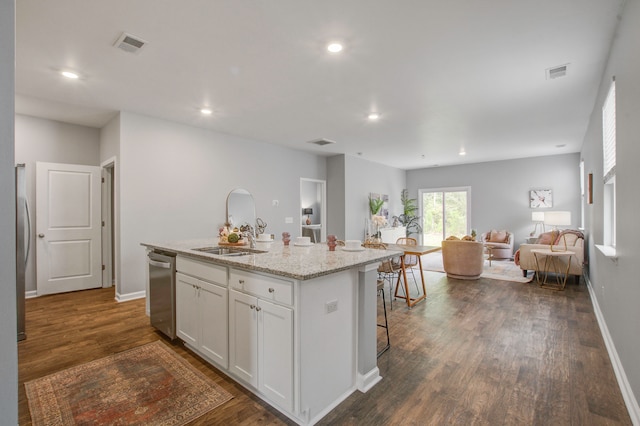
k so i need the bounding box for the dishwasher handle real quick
[148,258,172,269]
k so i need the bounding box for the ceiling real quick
[15,0,625,170]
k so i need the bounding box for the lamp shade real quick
[543,211,571,226]
[531,211,545,222]
[303,208,313,215]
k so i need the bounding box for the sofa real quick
[442,239,485,280]
[515,230,584,278]
[480,230,514,259]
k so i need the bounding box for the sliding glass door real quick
[419,187,470,246]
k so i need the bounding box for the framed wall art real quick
[530,189,552,208]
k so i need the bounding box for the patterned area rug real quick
[421,252,533,283]
[25,341,233,426]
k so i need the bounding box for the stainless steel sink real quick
[192,246,266,256]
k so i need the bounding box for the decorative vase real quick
[327,234,337,251]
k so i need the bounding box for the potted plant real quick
[398,189,422,237]
[369,196,384,216]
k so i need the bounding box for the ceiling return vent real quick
[113,32,147,54]
[307,138,337,146]
[546,64,569,80]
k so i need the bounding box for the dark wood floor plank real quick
[18,270,632,425]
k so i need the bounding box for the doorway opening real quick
[300,178,326,243]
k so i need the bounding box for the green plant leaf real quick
[369,197,384,215]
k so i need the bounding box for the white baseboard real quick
[115,290,146,302]
[585,274,640,425]
[25,290,38,299]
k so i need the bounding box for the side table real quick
[484,244,496,266]
[531,248,575,290]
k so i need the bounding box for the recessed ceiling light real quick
[367,113,380,121]
[556,144,566,148]
[61,71,79,79]
[327,43,343,53]
[459,149,466,156]
[200,108,213,115]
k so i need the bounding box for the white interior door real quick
[36,162,102,295]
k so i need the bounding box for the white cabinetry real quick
[229,269,293,412]
[176,257,228,368]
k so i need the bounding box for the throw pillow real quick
[446,235,460,240]
[490,230,507,242]
[536,230,559,245]
[461,235,475,241]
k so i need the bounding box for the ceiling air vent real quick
[113,32,147,54]
[546,64,569,80]
[307,138,337,146]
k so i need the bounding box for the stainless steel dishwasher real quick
[148,250,177,339]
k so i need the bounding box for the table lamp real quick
[530,211,545,237]
[303,208,313,225]
[543,211,571,251]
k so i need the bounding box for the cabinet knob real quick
[256,306,262,311]
[250,304,256,310]
[268,288,275,293]
[38,233,45,238]
[239,279,245,284]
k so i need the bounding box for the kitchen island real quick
[141,238,403,425]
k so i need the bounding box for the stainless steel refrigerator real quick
[15,164,31,341]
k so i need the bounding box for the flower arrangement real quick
[371,215,387,228]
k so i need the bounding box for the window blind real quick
[602,79,616,183]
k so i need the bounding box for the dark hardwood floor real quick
[19,271,631,425]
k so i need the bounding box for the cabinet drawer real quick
[230,269,293,305]
[177,256,227,285]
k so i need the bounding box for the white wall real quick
[327,155,346,238]
[407,154,581,246]
[580,0,640,420]
[326,154,407,241]
[15,114,101,292]
[345,155,406,240]
[0,0,18,422]
[117,112,327,298]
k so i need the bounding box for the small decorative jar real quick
[282,232,291,246]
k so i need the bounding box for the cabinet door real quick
[258,299,293,411]
[176,273,198,347]
[199,282,228,368]
[229,289,258,387]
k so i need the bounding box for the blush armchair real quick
[442,239,485,280]
[480,230,514,259]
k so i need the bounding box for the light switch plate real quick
[285,217,293,223]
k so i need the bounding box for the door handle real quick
[38,233,45,238]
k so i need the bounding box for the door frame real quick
[418,186,472,245]
[101,157,117,293]
[300,178,327,243]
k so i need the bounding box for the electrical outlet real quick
[326,300,338,314]
[285,217,293,224]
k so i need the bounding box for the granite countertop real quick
[141,238,403,281]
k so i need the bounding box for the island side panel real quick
[357,263,382,392]
[298,269,358,423]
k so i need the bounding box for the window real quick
[419,187,471,246]
[602,79,616,248]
